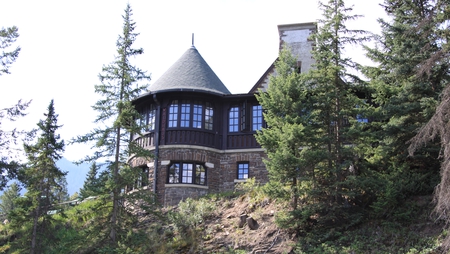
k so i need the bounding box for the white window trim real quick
[165,183,209,189]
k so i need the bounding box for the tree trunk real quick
[30,196,40,254]
[110,127,121,245]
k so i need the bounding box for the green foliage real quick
[10,100,66,253]
[71,3,152,247]
[257,0,372,233]
[0,26,20,76]
[79,162,103,199]
[0,182,21,215]
[168,197,217,233]
[0,100,32,190]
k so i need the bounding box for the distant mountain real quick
[56,157,90,196]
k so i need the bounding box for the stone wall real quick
[130,145,268,206]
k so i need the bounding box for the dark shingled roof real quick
[148,46,231,95]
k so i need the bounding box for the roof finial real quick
[191,33,195,48]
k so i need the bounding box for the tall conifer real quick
[257,0,370,229]
[364,0,447,215]
[19,100,65,254]
[73,4,152,247]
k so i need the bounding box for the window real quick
[193,102,203,128]
[252,105,263,131]
[167,162,207,185]
[205,102,213,130]
[136,167,149,188]
[169,100,179,127]
[195,164,206,185]
[229,107,239,132]
[129,166,149,191]
[237,163,249,180]
[167,100,214,131]
[180,100,191,127]
[168,163,180,183]
[147,104,156,131]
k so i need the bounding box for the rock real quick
[238,214,248,228]
[246,216,259,230]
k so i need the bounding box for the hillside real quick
[135,187,445,253]
[0,182,445,253]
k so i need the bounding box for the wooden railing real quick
[165,129,218,148]
[133,132,156,149]
[134,130,260,150]
[227,133,259,149]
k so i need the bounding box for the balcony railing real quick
[165,129,217,148]
[134,130,260,150]
[227,133,259,149]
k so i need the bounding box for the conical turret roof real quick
[149,46,231,95]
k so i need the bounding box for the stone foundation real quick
[129,145,268,206]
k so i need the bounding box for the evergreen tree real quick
[53,174,69,203]
[0,182,21,215]
[79,162,100,199]
[0,100,32,190]
[0,26,20,75]
[257,0,370,230]
[72,4,153,247]
[17,99,66,254]
[0,26,32,190]
[405,0,450,250]
[364,0,447,216]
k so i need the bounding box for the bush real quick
[168,197,216,233]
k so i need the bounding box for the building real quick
[130,22,316,206]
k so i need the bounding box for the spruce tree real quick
[0,182,21,215]
[257,0,370,230]
[72,4,152,247]
[364,0,447,216]
[79,162,100,199]
[405,0,450,250]
[17,99,66,254]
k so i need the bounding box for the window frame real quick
[167,162,207,185]
[168,100,179,128]
[229,106,239,132]
[167,100,215,131]
[252,104,263,131]
[237,162,249,180]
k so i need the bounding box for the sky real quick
[0,0,385,162]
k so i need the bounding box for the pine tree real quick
[72,4,152,247]
[405,0,450,250]
[0,26,20,75]
[0,182,21,215]
[256,47,314,210]
[79,162,100,199]
[16,99,66,254]
[257,0,370,229]
[364,0,447,215]
[0,26,31,190]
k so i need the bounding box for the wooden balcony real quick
[165,129,218,148]
[133,132,156,149]
[134,130,260,150]
[226,133,259,149]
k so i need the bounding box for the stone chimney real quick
[278,22,316,73]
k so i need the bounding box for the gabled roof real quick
[148,46,231,95]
